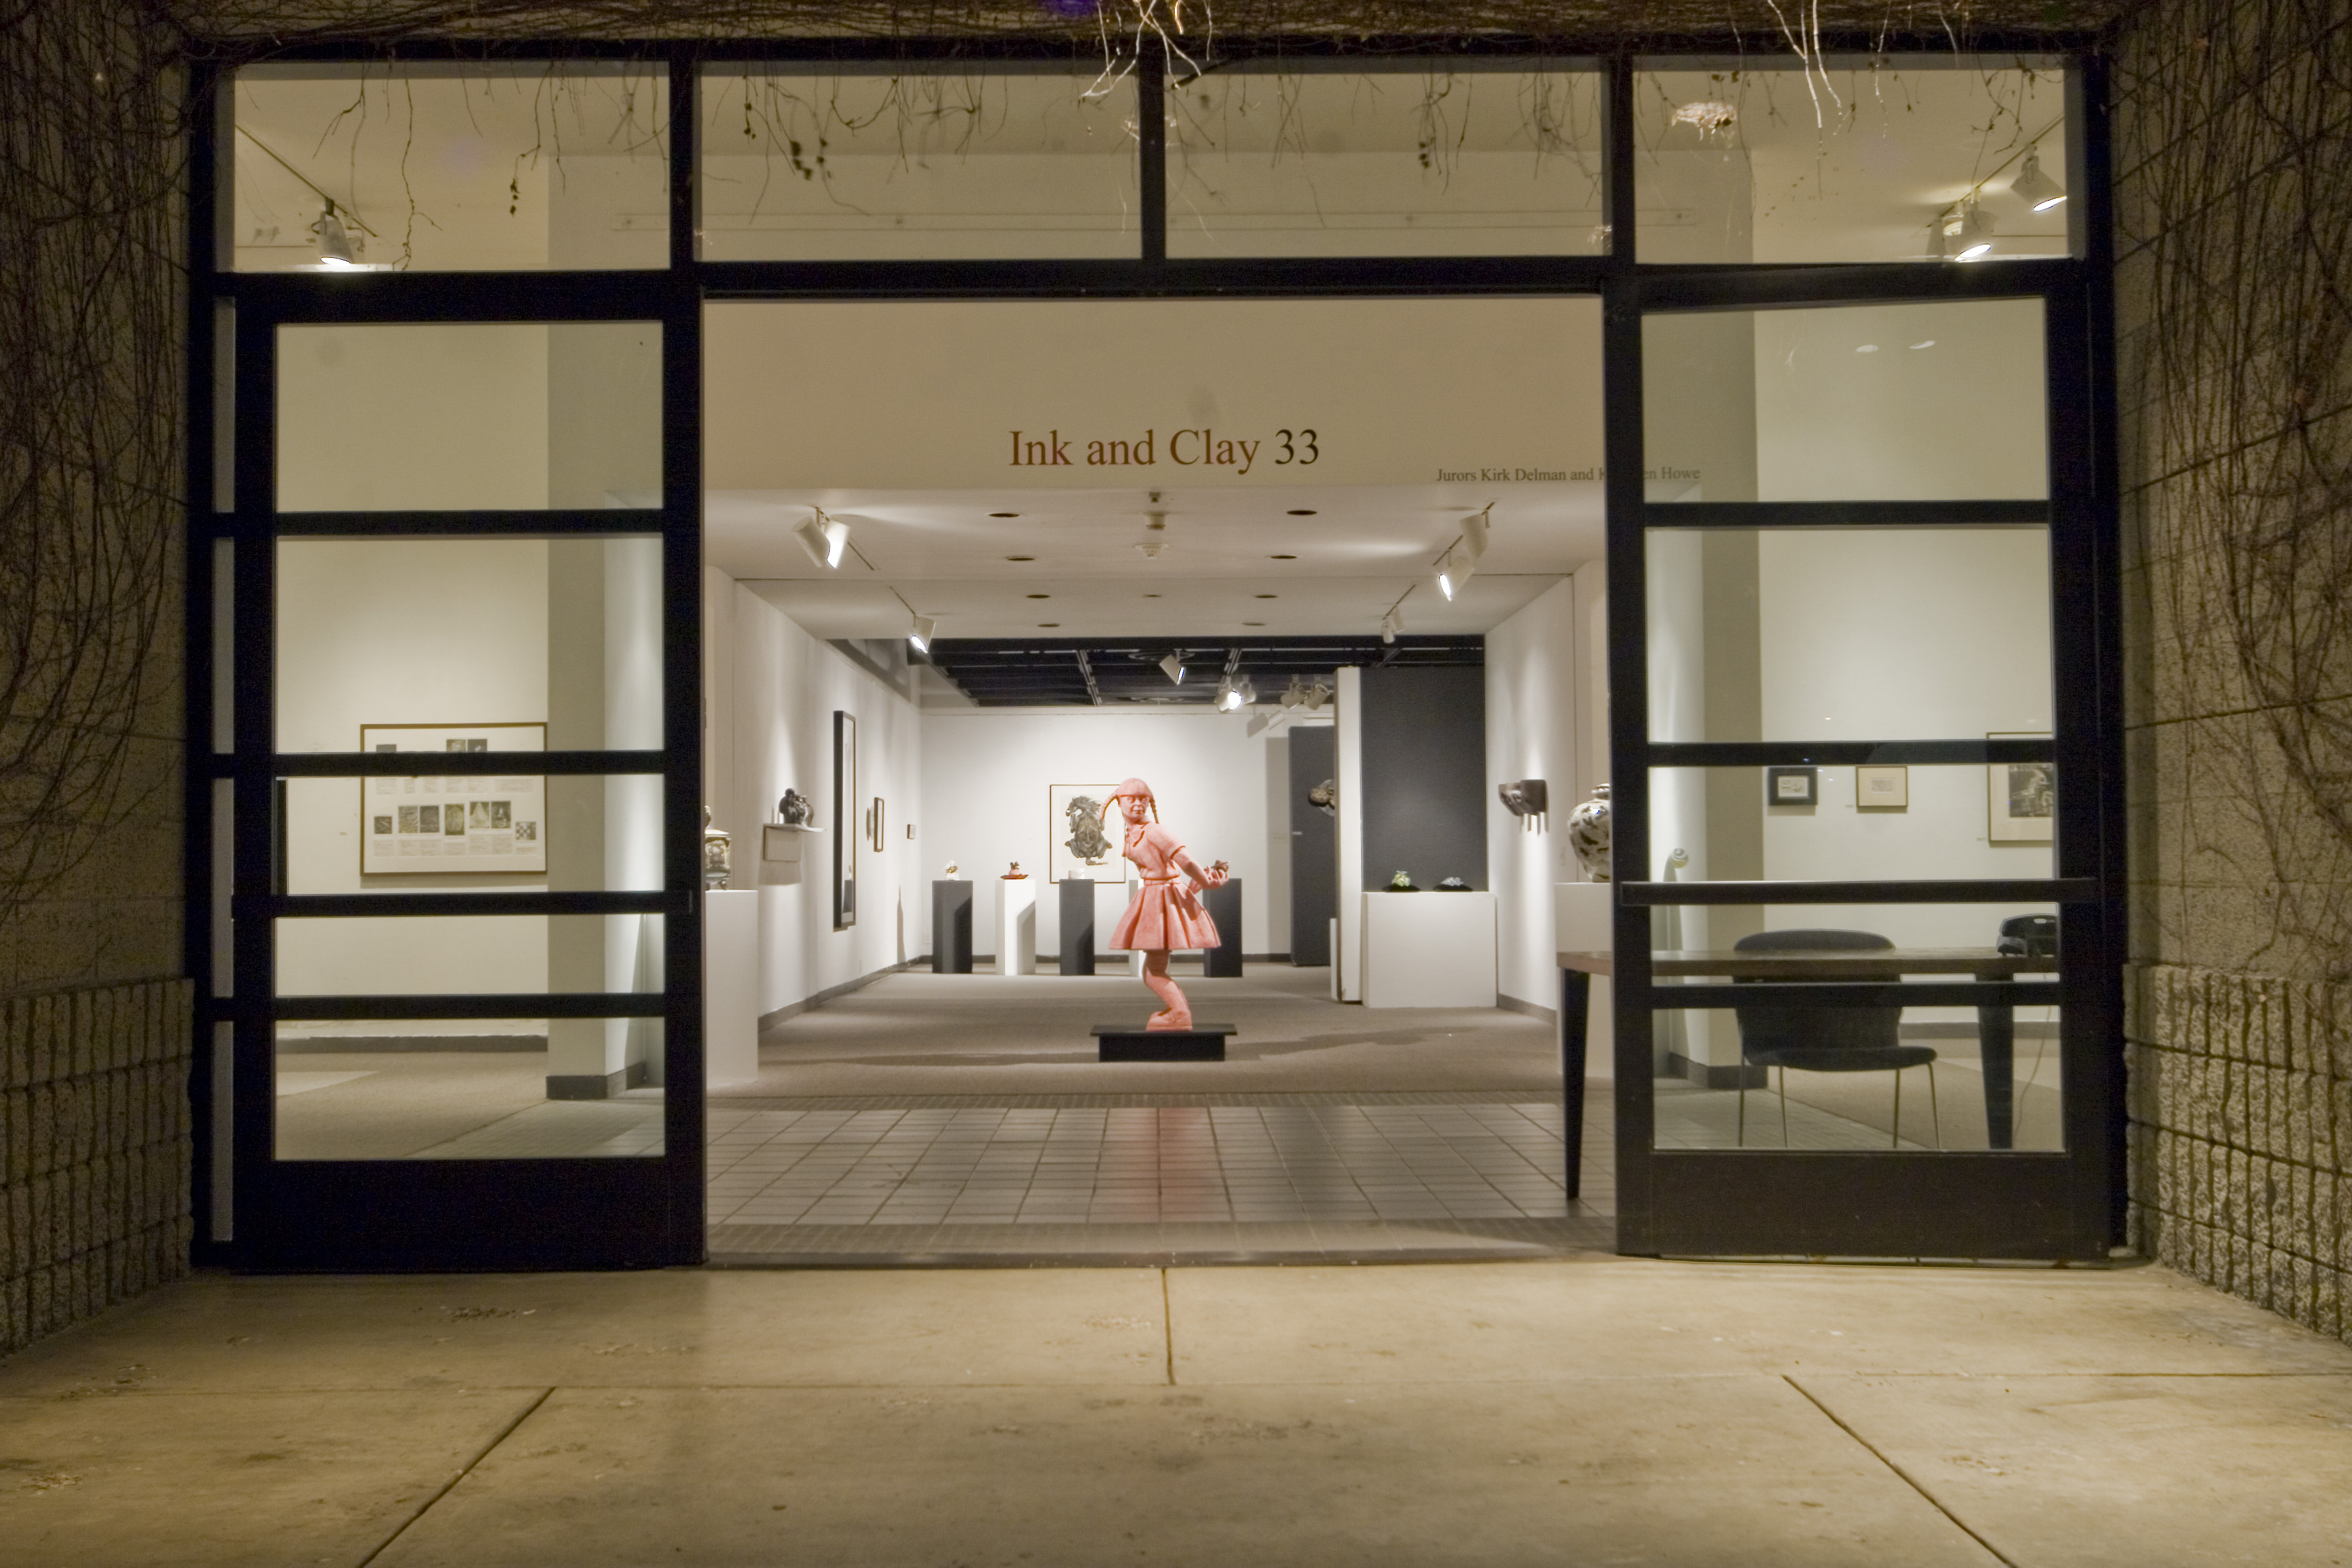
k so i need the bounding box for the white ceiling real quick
[707,481,1603,639]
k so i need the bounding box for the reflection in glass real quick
[277,323,662,513]
[1645,764,2059,887]
[1634,64,2073,262]
[231,64,669,272]
[275,914,666,997]
[1168,68,1605,257]
[276,536,665,753]
[273,1018,664,1160]
[699,70,1137,260]
[1643,300,2047,503]
[1645,528,2053,743]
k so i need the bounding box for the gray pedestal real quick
[1204,879,1243,978]
[1059,878,1096,975]
[1093,1024,1234,1062]
[931,880,973,973]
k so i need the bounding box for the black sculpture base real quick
[1092,1024,1235,1062]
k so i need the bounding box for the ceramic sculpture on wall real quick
[702,807,732,890]
[1102,777,1228,1031]
[1565,783,1612,882]
[778,789,812,826]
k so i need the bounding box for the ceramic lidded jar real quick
[702,807,732,890]
[1565,784,1612,883]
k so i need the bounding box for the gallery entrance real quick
[189,45,2119,1273]
[693,294,1613,1262]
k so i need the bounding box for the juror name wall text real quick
[1008,428,1319,476]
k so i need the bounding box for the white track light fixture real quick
[907,614,936,653]
[1381,608,1403,644]
[2009,148,2066,211]
[1437,545,1471,600]
[1947,199,1995,262]
[1214,678,1242,712]
[794,509,850,569]
[1437,503,1493,600]
[1160,653,1185,684]
[315,202,358,267]
[1280,675,1308,708]
[1303,678,1332,712]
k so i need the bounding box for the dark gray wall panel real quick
[1359,666,1487,892]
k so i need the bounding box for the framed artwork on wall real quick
[1855,765,1909,810]
[1764,765,1818,807]
[1988,732,2055,843]
[1049,783,1124,883]
[358,722,546,875]
[868,797,886,853]
[834,710,857,928]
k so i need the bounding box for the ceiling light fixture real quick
[1280,676,1308,708]
[1855,344,1879,354]
[989,511,1021,518]
[793,509,850,569]
[1945,199,1995,262]
[1303,679,1332,712]
[1381,608,1403,644]
[1436,501,1494,602]
[1160,653,1185,683]
[314,202,359,268]
[1287,509,1318,516]
[1270,554,1297,560]
[907,614,936,652]
[1910,340,1937,350]
[2009,148,2066,211]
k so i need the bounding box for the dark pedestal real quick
[1203,879,1243,977]
[1093,1024,1234,1062]
[931,880,973,973]
[1059,878,1096,975]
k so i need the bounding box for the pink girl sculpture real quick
[1103,777,1228,1030]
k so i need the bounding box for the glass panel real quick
[274,1016,664,1160]
[1644,527,2053,742]
[1634,62,2073,262]
[1167,66,1606,257]
[275,536,665,751]
[231,63,668,272]
[276,323,662,513]
[1645,764,2056,883]
[699,68,1137,260]
[285,775,664,893]
[1643,300,2047,502]
[275,914,665,996]
[1650,1006,2063,1151]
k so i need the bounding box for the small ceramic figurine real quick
[1565,783,1612,883]
[1101,778,1228,1031]
[778,789,812,826]
[943,861,960,877]
[1002,862,1029,879]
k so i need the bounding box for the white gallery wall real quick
[705,571,927,1023]
[1484,575,1593,1014]
[918,708,1297,964]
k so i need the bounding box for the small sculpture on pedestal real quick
[702,807,732,890]
[1003,861,1029,879]
[1103,777,1227,1031]
[1566,783,1612,883]
[778,789,812,826]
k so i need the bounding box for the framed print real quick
[358,722,546,875]
[833,710,856,928]
[1049,783,1124,883]
[1764,765,1818,807]
[868,796,887,854]
[1855,765,1909,810]
[1988,732,2055,843]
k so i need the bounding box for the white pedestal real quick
[994,877,1037,976]
[1361,891,1497,1008]
[703,889,760,1087]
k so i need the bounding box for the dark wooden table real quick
[1555,947,2057,1171]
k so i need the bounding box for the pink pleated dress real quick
[1108,822,1222,952]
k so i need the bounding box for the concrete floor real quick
[5,1259,2351,1566]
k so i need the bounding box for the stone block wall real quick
[2113,0,2352,1344]
[1,981,195,1355]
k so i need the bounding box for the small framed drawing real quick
[1764,765,1818,807]
[1049,784,1125,883]
[358,722,546,875]
[833,711,856,929]
[1855,765,1909,810]
[1988,732,2055,843]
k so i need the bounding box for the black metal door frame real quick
[183,37,2118,1270]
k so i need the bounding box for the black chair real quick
[1732,928,1938,1148]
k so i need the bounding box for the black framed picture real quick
[1765,765,1818,807]
[833,710,857,929]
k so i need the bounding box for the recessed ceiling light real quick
[990,511,1020,518]
[1855,344,1879,354]
[1242,622,1265,627]
[1287,509,1317,516]
[1255,594,1278,599]
[1910,340,1937,350]
[1143,593,1161,598]
[1037,622,1059,628]
[1270,554,1297,560]
[1006,554,1034,562]
[1026,593,1050,599]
